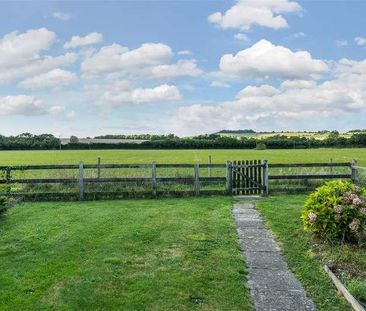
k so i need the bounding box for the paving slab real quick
[240,238,281,252]
[251,289,315,311]
[245,251,288,269]
[233,201,316,311]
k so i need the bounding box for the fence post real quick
[152,161,157,197]
[79,162,84,200]
[6,167,11,195]
[351,159,358,183]
[263,160,269,196]
[97,157,101,179]
[330,158,333,175]
[208,155,212,177]
[226,161,233,194]
[194,164,200,195]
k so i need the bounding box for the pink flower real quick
[334,205,343,214]
[354,186,361,193]
[349,219,360,231]
[308,212,317,223]
[360,208,366,216]
[353,197,362,206]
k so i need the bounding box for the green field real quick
[0,148,365,166]
[219,131,357,140]
[0,197,252,310]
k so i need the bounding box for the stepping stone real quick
[232,201,316,311]
[240,238,281,252]
[251,289,315,311]
[245,251,288,269]
[237,228,274,240]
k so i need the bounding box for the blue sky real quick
[1,0,366,137]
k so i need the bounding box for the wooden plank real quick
[79,162,84,201]
[269,162,351,168]
[269,174,352,180]
[254,160,258,195]
[226,161,233,194]
[324,265,365,311]
[258,160,262,195]
[208,155,212,177]
[233,161,237,195]
[263,160,269,196]
[351,159,358,182]
[249,160,253,195]
[194,164,200,195]
[152,162,157,197]
[97,157,101,179]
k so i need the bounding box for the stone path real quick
[233,201,316,311]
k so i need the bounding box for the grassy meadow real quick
[0,148,366,165]
[0,197,253,310]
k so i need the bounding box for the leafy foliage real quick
[302,181,366,244]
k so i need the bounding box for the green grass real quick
[0,197,253,311]
[256,194,366,310]
[0,148,366,165]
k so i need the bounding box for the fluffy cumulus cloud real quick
[174,57,366,134]
[81,43,202,80]
[0,95,46,115]
[208,0,301,31]
[101,82,181,106]
[0,28,55,67]
[64,32,103,49]
[0,28,78,85]
[219,39,328,80]
[18,68,77,89]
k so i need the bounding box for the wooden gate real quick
[226,160,268,195]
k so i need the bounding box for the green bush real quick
[302,180,366,244]
[255,142,267,150]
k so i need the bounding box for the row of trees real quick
[2,132,366,150]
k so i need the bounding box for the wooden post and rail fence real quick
[0,159,359,201]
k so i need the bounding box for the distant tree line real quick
[2,132,366,150]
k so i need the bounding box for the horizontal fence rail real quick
[0,160,357,200]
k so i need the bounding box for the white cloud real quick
[0,28,55,67]
[81,43,202,81]
[101,83,181,106]
[177,50,192,56]
[64,32,103,49]
[150,59,202,80]
[0,52,78,85]
[66,111,76,120]
[49,105,65,115]
[234,33,250,41]
[280,79,316,89]
[52,11,71,21]
[0,95,46,116]
[208,0,301,31]
[174,59,366,134]
[210,81,231,88]
[237,85,279,98]
[219,39,328,80]
[355,37,366,46]
[18,69,77,89]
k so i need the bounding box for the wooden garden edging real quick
[324,265,365,311]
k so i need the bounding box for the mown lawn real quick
[256,195,366,311]
[0,148,366,165]
[0,197,252,311]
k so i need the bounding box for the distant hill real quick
[216,129,256,134]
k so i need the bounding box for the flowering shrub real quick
[302,180,366,244]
